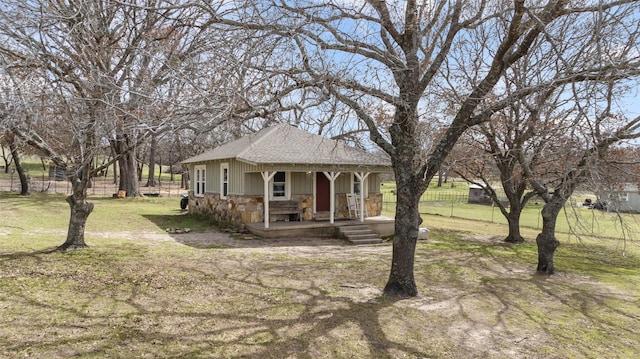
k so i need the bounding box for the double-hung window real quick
[220,163,229,199]
[271,171,289,199]
[352,174,367,196]
[353,174,361,195]
[194,165,206,197]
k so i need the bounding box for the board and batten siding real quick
[192,159,384,197]
[369,174,381,193]
[244,171,314,196]
[291,172,313,194]
[627,191,640,212]
[244,172,263,196]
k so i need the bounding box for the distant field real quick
[379,181,640,242]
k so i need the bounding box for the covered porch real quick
[245,215,395,241]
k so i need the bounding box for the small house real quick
[181,124,393,229]
[467,183,509,207]
[603,183,640,213]
[468,184,492,205]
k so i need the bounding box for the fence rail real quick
[383,189,508,206]
[381,189,541,229]
[0,173,187,198]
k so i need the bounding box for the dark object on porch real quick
[269,200,303,221]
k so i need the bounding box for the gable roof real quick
[182,124,391,168]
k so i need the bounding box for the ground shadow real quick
[142,213,356,249]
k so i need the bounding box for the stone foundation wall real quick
[367,192,383,216]
[188,192,261,226]
[188,191,383,226]
[188,192,314,225]
[335,193,383,218]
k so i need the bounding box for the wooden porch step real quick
[336,224,383,245]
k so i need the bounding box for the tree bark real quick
[58,168,93,250]
[146,134,157,187]
[118,150,140,197]
[536,200,563,274]
[504,211,524,243]
[9,136,29,196]
[111,133,141,197]
[383,159,424,297]
[502,183,527,243]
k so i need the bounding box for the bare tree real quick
[451,82,575,244]
[201,0,640,296]
[0,0,327,249]
[522,89,640,273]
[0,1,218,248]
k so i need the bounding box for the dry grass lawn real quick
[1,194,639,358]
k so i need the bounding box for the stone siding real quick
[188,191,383,226]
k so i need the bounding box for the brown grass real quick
[1,194,639,358]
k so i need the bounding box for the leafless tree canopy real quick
[194,0,640,295]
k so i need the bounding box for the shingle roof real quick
[182,124,391,168]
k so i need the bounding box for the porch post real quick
[354,171,370,222]
[323,171,341,224]
[261,171,277,229]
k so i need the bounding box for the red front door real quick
[316,172,330,211]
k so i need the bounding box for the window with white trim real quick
[270,171,290,199]
[352,174,368,196]
[194,165,206,197]
[220,163,228,199]
[618,193,629,202]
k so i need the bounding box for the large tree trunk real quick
[146,134,157,187]
[118,150,140,197]
[536,200,563,274]
[505,211,525,243]
[9,137,29,196]
[383,161,424,297]
[59,169,94,250]
[502,192,525,243]
[111,132,142,197]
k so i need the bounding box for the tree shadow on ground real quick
[142,213,356,249]
[0,250,427,358]
[2,226,638,357]
[411,236,640,358]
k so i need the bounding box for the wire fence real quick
[0,172,187,198]
[382,189,509,209]
[381,189,640,240]
[381,189,543,229]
